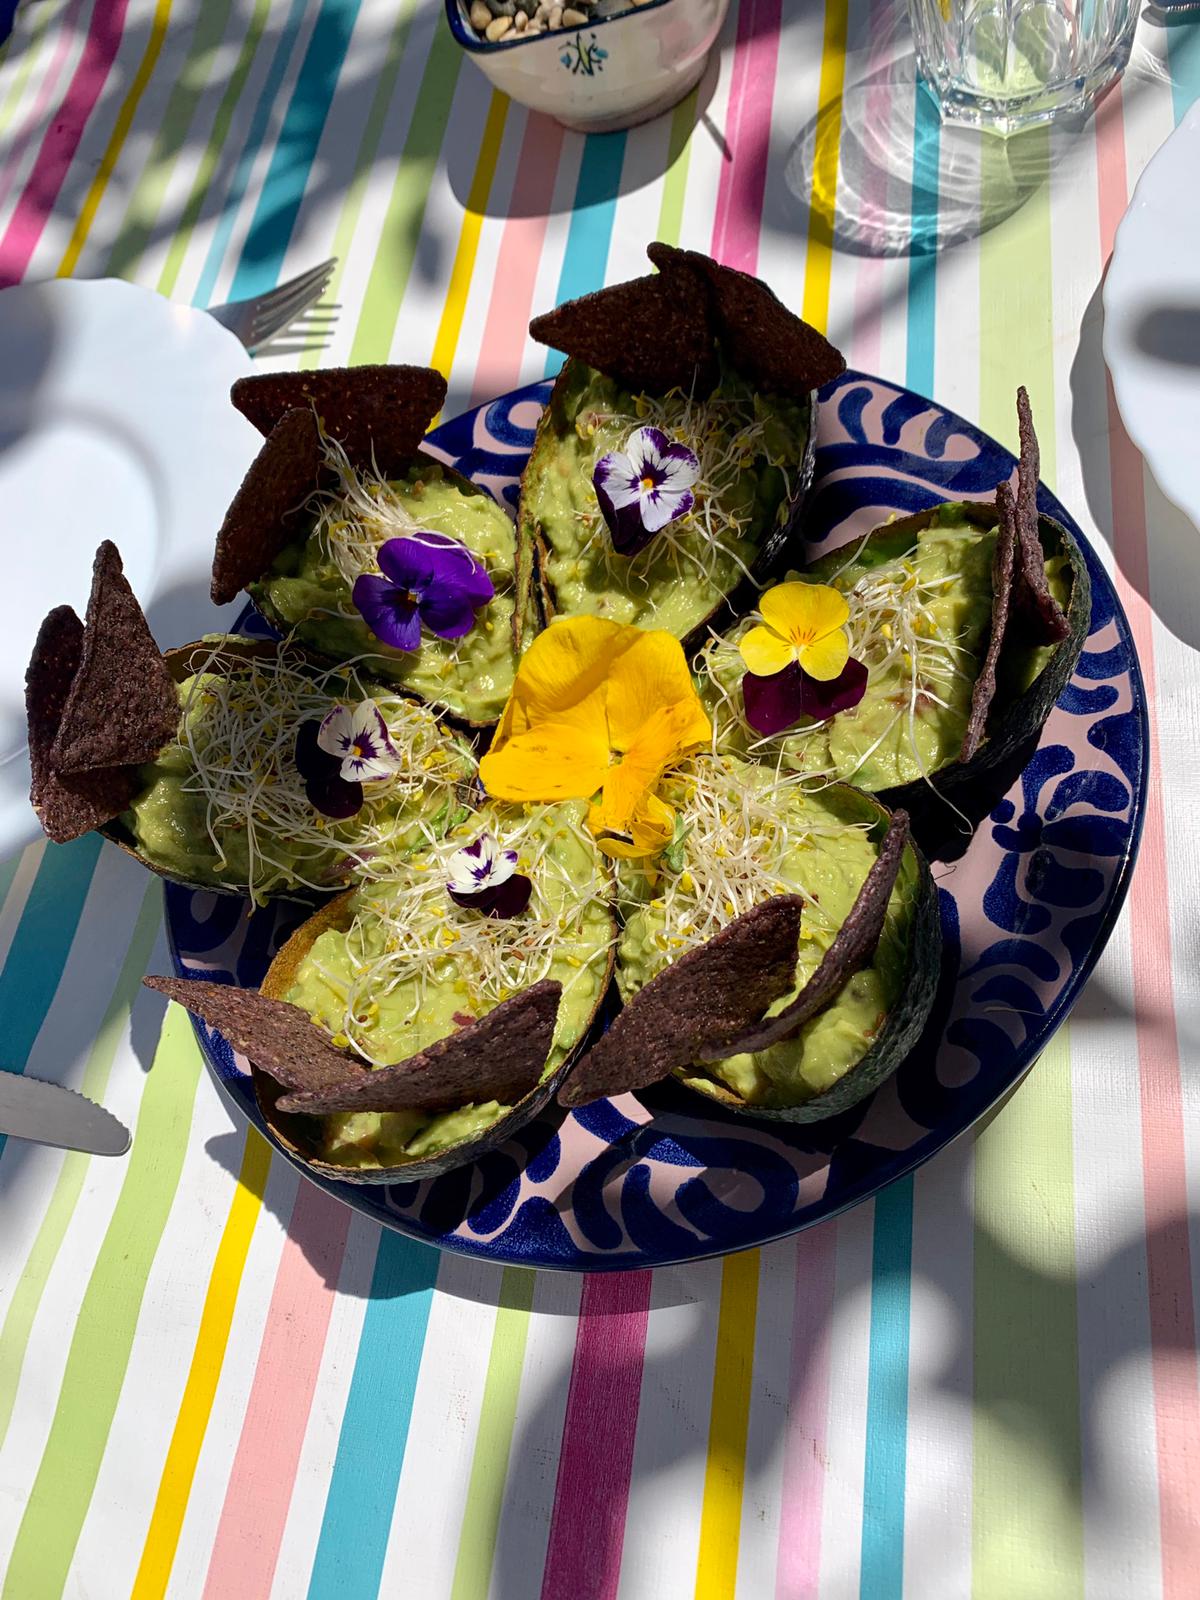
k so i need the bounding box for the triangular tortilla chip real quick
[275,980,562,1115]
[211,407,321,604]
[529,269,717,397]
[960,486,1017,763]
[49,542,178,775]
[230,364,447,477]
[705,812,910,1059]
[26,605,139,843]
[144,976,367,1094]
[1013,386,1070,644]
[557,896,803,1109]
[647,243,846,395]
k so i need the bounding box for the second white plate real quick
[0,278,259,859]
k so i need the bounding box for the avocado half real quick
[247,453,524,732]
[808,502,1091,825]
[517,359,819,653]
[101,637,474,901]
[254,889,616,1185]
[672,788,941,1124]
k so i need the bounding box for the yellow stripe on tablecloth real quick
[694,1249,760,1599]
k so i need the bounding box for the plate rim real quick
[168,368,1148,1271]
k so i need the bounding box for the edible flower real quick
[738,580,868,735]
[352,531,494,652]
[593,426,700,556]
[293,700,402,819]
[446,833,532,919]
[479,616,711,860]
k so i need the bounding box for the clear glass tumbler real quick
[908,0,1139,133]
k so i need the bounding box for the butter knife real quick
[0,1074,130,1155]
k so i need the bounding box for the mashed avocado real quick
[249,460,520,725]
[616,758,917,1108]
[522,360,809,641]
[123,647,473,901]
[699,507,1072,792]
[282,802,615,1168]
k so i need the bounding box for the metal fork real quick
[206,258,337,352]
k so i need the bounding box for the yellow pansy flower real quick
[738,581,851,681]
[479,616,711,860]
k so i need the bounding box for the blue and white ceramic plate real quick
[166,373,1147,1272]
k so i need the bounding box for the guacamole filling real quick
[699,508,1072,792]
[282,802,615,1167]
[249,439,520,723]
[124,644,473,902]
[616,756,916,1108]
[522,360,809,640]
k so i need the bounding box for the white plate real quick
[1104,100,1200,532]
[0,278,259,859]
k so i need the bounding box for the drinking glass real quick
[908,0,1139,133]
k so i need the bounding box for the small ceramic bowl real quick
[445,0,730,133]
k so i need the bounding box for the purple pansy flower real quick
[742,657,869,737]
[294,700,402,819]
[446,832,532,920]
[352,531,495,652]
[317,701,402,783]
[593,426,700,556]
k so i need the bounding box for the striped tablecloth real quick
[0,2,1198,1596]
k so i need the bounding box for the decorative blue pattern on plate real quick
[166,372,1147,1271]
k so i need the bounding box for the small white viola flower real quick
[316,701,402,784]
[593,425,700,556]
[446,832,532,919]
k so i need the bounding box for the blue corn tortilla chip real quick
[1014,386,1070,645]
[26,604,140,843]
[49,541,178,775]
[557,896,804,1108]
[960,484,1017,763]
[210,407,322,604]
[230,364,447,477]
[704,811,910,1059]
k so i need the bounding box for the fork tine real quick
[250,270,335,335]
[250,280,337,349]
[250,259,337,316]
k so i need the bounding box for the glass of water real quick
[908,0,1139,133]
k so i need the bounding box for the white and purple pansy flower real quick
[294,701,402,820]
[352,531,495,652]
[593,426,700,556]
[446,832,532,919]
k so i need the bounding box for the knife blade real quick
[0,1073,130,1156]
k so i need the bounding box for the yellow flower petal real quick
[492,616,632,748]
[759,581,849,648]
[479,719,609,802]
[604,629,709,754]
[739,623,795,678]
[797,626,850,682]
[591,789,676,860]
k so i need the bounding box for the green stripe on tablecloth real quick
[0,883,160,1452]
[1,1002,203,1600]
[347,18,462,364]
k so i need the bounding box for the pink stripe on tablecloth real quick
[710,0,781,273]
[201,1184,353,1600]
[469,110,564,407]
[0,0,130,286]
[1095,81,1200,1600]
[539,1272,652,1600]
[0,0,88,218]
[846,0,895,373]
[774,1222,837,1600]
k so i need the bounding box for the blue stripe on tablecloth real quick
[859,1179,914,1600]
[1166,26,1200,125]
[191,0,310,308]
[0,836,103,1159]
[542,132,629,377]
[905,87,939,401]
[305,1233,440,1599]
[224,0,364,300]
